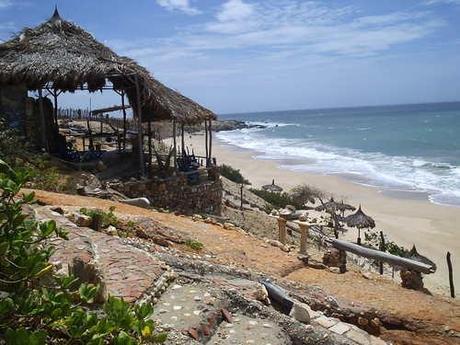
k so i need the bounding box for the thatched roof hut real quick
[0,8,215,125]
[343,205,375,229]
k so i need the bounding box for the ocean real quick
[217,102,460,207]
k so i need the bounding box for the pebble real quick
[173,305,182,311]
[171,284,182,290]
[262,323,272,328]
[248,320,258,326]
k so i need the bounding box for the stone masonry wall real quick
[112,173,223,215]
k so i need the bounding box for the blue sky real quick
[1,0,460,114]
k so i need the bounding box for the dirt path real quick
[28,189,460,342]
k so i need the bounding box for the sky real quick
[0,0,460,114]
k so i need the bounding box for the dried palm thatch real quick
[343,205,375,229]
[0,8,215,125]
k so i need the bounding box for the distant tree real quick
[289,184,325,207]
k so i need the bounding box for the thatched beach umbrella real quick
[262,179,283,193]
[343,205,375,245]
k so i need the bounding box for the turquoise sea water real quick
[217,102,460,206]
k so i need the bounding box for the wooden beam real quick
[38,89,48,152]
[120,91,127,151]
[208,119,213,164]
[204,120,209,165]
[181,124,185,155]
[328,238,435,274]
[447,252,455,298]
[134,76,145,177]
[172,119,177,171]
[147,120,152,175]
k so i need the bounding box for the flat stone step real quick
[153,283,219,330]
[208,313,291,345]
[35,206,170,302]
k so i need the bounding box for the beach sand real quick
[180,132,459,296]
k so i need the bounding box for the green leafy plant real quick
[0,159,166,344]
[249,189,298,209]
[80,206,118,228]
[185,239,204,251]
[220,164,251,185]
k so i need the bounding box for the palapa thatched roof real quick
[343,205,375,229]
[0,8,215,125]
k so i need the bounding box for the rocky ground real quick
[29,189,460,345]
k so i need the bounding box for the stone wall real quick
[112,173,223,215]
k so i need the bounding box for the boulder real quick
[289,301,311,324]
[69,212,92,228]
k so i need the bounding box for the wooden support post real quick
[53,90,58,127]
[357,228,362,245]
[208,119,213,164]
[379,231,386,275]
[277,217,287,245]
[172,119,177,171]
[447,252,455,298]
[38,89,48,152]
[181,124,185,155]
[204,120,209,165]
[240,184,244,210]
[120,91,127,151]
[134,77,145,177]
[147,120,152,175]
[298,222,309,255]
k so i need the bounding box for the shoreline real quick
[183,132,459,296]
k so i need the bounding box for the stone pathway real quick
[208,314,291,345]
[35,206,170,302]
[34,205,389,345]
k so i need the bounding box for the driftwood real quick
[328,239,435,274]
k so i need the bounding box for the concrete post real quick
[277,217,287,245]
[297,221,309,255]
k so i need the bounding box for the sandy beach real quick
[181,132,459,296]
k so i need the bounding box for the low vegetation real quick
[364,230,408,257]
[220,164,251,185]
[185,239,204,251]
[0,160,166,344]
[80,206,119,228]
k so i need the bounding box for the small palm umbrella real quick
[343,205,375,245]
[262,179,283,193]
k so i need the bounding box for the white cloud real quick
[424,0,460,4]
[0,0,12,9]
[156,0,200,15]
[108,0,445,93]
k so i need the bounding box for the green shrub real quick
[220,164,251,185]
[249,189,300,209]
[80,206,118,228]
[185,239,204,251]
[0,159,166,344]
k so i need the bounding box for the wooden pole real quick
[329,238,435,274]
[277,217,287,245]
[148,120,152,175]
[447,252,455,298]
[53,90,58,127]
[181,124,185,155]
[240,184,244,210]
[208,119,213,164]
[172,119,177,171]
[120,91,127,151]
[38,89,48,152]
[204,120,209,165]
[298,222,309,255]
[134,77,145,177]
[379,231,386,275]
